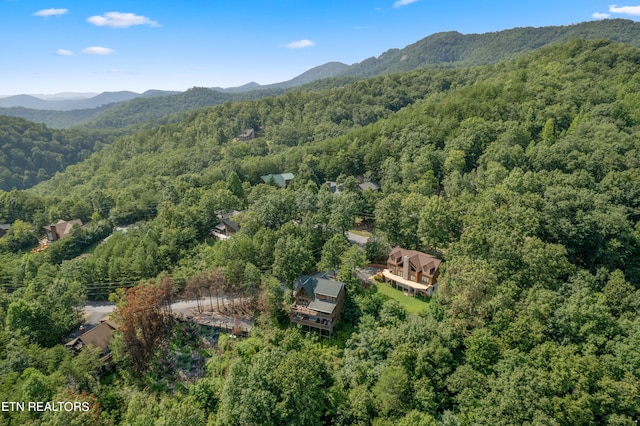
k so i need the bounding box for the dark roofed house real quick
[290,275,345,337]
[383,247,441,297]
[212,210,241,240]
[65,319,119,364]
[261,173,294,188]
[0,224,10,238]
[325,181,341,195]
[43,219,83,243]
[238,128,255,141]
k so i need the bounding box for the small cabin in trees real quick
[212,210,241,240]
[42,219,83,243]
[290,275,345,337]
[383,247,441,297]
[65,318,119,364]
[260,173,294,188]
[0,224,10,238]
[324,181,341,195]
[238,128,255,141]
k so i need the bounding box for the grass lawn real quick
[374,281,430,315]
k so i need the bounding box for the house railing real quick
[290,305,334,330]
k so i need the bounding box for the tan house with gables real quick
[65,318,119,364]
[290,275,345,337]
[383,247,441,297]
[43,219,83,243]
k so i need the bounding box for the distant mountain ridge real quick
[3,19,640,128]
[0,90,178,111]
[214,62,352,92]
[221,18,640,91]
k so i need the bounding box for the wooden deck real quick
[382,269,434,297]
[290,306,335,336]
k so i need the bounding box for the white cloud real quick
[33,8,68,17]
[82,46,114,55]
[87,12,159,28]
[56,49,73,56]
[593,12,611,19]
[282,39,315,49]
[393,0,419,8]
[609,4,640,15]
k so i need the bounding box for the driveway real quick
[346,231,369,247]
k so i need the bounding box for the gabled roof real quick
[65,320,118,353]
[294,276,344,300]
[261,173,294,187]
[238,128,255,139]
[388,247,441,275]
[217,210,241,233]
[0,224,11,231]
[325,181,341,195]
[44,219,83,239]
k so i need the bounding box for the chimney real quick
[403,255,410,279]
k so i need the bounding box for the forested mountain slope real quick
[0,90,182,129]
[214,18,640,91]
[0,39,638,424]
[344,18,640,76]
[0,91,141,111]
[0,116,118,191]
[0,103,115,129]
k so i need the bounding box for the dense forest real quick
[0,38,638,425]
[0,117,119,191]
[0,103,115,129]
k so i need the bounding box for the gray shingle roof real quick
[295,276,344,300]
[308,300,337,314]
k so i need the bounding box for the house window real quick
[391,255,395,261]
[410,274,416,281]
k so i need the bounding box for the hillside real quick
[0,116,118,191]
[0,91,140,111]
[0,38,638,425]
[77,87,236,130]
[344,18,640,76]
[0,103,116,129]
[220,18,640,90]
[0,90,179,111]
[0,90,182,129]
[58,17,640,133]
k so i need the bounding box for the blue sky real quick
[0,0,638,95]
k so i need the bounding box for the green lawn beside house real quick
[374,281,430,315]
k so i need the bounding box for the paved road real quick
[82,297,237,325]
[357,265,383,283]
[82,302,116,325]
